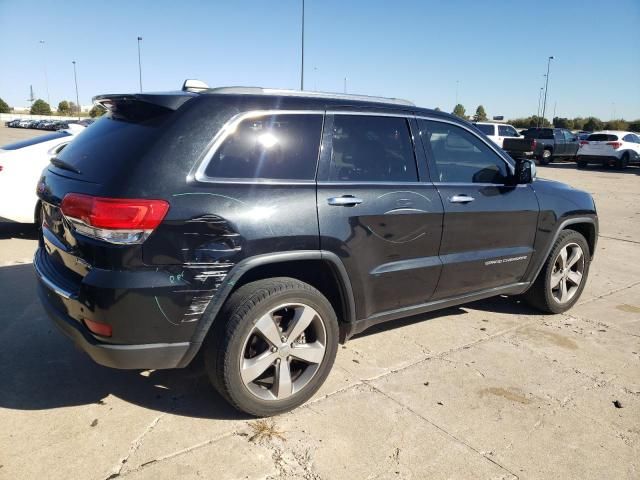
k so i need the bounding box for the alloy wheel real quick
[239,303,327,401]
[550,242,585,304]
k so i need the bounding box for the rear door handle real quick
[327,195,363,207]
[449,194,475,204]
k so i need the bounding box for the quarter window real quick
[419,119,509,184]
[475,124,495,136]
[498,125,518,137]
[327,115,418,182]
[204,114,323,180]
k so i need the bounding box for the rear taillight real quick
[530,139,537,150]
[606,141,622,149]
[0,165,3,172]
[580,140,589,145]
[60,193,169,244]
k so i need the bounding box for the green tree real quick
[474,105,488,121]
[508,116,551,128]
[628,119,640,132]
[553,117,573,129]
[452,104,466,119]
[30,99,52,115]
[0,97,10,113]
[583,117,603,132]
[89,105,107,118]
[69,101,78,115]
[58,100,71,115]
[604,119,629,131]
[572,117,586,130]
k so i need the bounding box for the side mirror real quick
[513,158,536,184]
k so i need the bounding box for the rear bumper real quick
[35,250,191,369]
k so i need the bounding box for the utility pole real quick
[541,56,554,125]
[300,0,305,90]
[313,66,318,90]
[137,36,143,92]
[343,77,347,94]
[28,85,35,110]
[552,101,557,122]
[455,80,459,106]
[39,41,50,105]
[536,87,544,123]
[72,61,80,119]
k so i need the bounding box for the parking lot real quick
[1,124,638,479]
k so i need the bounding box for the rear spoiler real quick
[92,92,196,112]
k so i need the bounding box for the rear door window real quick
[204,114,323,181]
[498,125,518,137]
[475,124,495,136]
[327,115,418,182]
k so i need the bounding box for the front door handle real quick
[449,194,475,204]
[327,195,363,207]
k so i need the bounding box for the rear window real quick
[53,109,172,181]
[204,114,323,181]
[474,124,495,136]
[586,134,618,141]
[523,129,554,140]
[2,131,71,150]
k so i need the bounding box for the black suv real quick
[35,82,598,416]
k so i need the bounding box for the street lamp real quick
[300,0,305,90]
[39,40,50,106]
[455,80,459,106]
[343,76,347,94]
[137,36,143,92]
[536,86,544,124]
[541,56,554,125]
[72,61,80,119]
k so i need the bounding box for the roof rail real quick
[202,86,415,107]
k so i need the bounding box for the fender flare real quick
[177,250,355,367]
[527,216,598,284]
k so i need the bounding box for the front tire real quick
[204,277,339,417]
[524,230,591,314]
[576,157,588,169]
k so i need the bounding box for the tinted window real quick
[622,134,636,142]
[587,134,618,141]
[563,130,576,141]
[1,131,71,150]
[475,124,495,136]
[523,128,554,140]
[328,115,417,182]
[498,125,518,137]
[419,120,509,184]
[205,114,323,180]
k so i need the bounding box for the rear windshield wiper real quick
[50,157,82,174]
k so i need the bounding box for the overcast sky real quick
[1,0,639,119]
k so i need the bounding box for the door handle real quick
[449,194,475,204]
[327,195,363,207]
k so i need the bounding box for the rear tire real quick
[203,277,339,417]
[524,230,591,314]
[576,158,588,169]
[539,149,552,165]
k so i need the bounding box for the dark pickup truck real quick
[520,128,580,165]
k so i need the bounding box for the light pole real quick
[300,0,305,90]
[39,40,50,106]
[313,66,318,90]
[536,86,544,125]
[455,80,459,106]
[137,36,143,92]
[541,56,554,125]
[72,61,80,119]
[343,77,347,94]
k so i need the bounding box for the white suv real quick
[577,131,640,169]
[473,122,521,148]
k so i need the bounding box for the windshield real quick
[1,131,72,150]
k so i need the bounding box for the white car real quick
[0,125,84,224]
[576,130,640,169]
[473,122,521,148]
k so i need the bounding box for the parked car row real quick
[473,122,640,170]
[5,118,94,130]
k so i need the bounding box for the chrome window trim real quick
[189,109,325,185]
[327,110,413,118]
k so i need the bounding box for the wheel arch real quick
[178,251,356,367]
